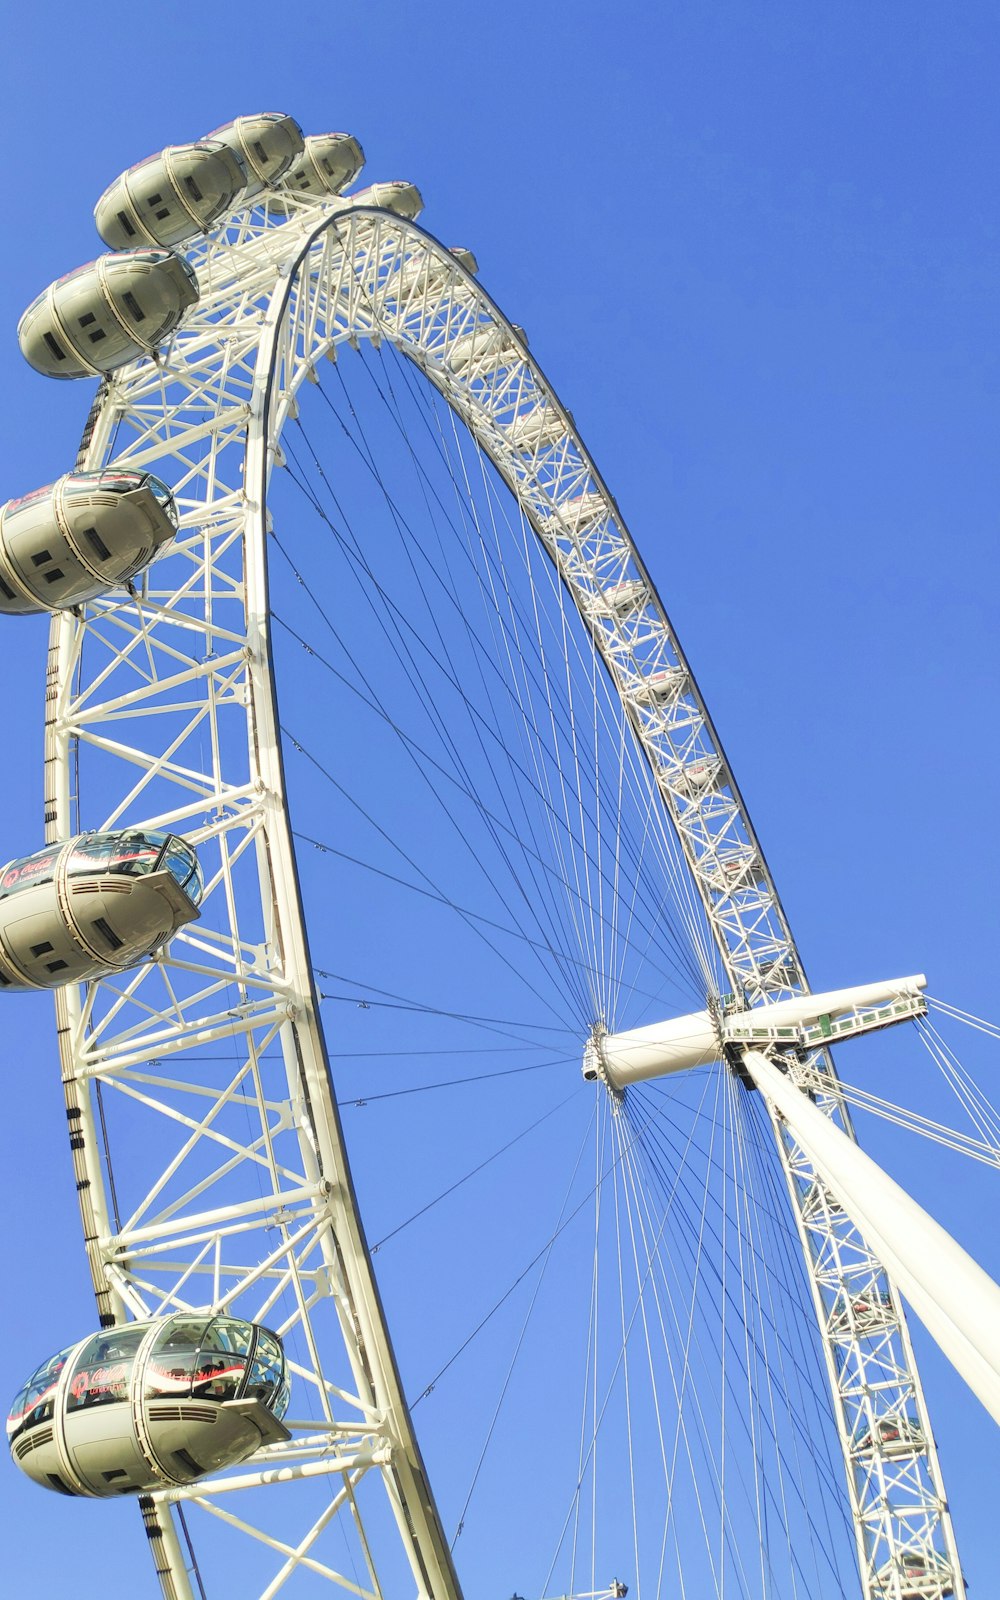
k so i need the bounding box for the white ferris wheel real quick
[1,112,998,1600]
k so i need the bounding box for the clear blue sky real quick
[0,3,997,1595]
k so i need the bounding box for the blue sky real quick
[0,3,997,1595]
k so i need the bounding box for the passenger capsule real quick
[0,470,177,613]
[7,1314,290,1497]
[873,1551,954,1599]
[18,251,199,380]
[396,246,479,297]
[504,401,566,452]
[278,132,365,200]
[757,955,799,991]
[659,756,726,799]
[829,1290,895,1337]
[626,664,689,706]
[853,1411,925,1458]
[591,578,649,617]
[447,321,526,377]
[348,180,424,220]
[540,490,608,539]
[95,141,248,249]
[703,847,767,893]
[0,829,203,990]
[204,113,304,198]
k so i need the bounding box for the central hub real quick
[582,1008,721,1088]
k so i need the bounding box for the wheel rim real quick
[26,178,963,1599]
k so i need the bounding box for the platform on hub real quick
[583,974,928,1090]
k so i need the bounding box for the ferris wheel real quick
[2,112,998,1600]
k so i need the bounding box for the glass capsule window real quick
[63,472,124,499]
[79,470,145,494]
[106,831,165,879]
[144,1316,283,1409]
[243,1328,288,1414]
[124,152,161,176]
[202,1317,254,1357]
[143,473,177,519]
[52,260,100,290]
[0,830,202,900]
[148,1357,242,1401]
[160,836,204,904]
[8,1317,288,1450]
[100,831,192,891]
[4,483,54,512]
[63,469,175,517]
[65,1326,146,1413]
[150,1315,213,1354]
[272,1374,291,1421]
[61,829,203,896]
[144,1315,216,1400]
[191,1361,245,1403]
[18,290,49,323]
[66,835,114,876]
[0,847,61,900]
[6,1345,74,1443]
[119,249,170,264]
[206,114,288,139]
[188,1318,253,1403]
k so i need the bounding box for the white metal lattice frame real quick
[39,185,963,1600]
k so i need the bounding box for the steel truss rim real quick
[33,189,965,1600]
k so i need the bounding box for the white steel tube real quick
[597,1009,719,1084]
[724,974,926,1031]
[743,1048,1000,1426]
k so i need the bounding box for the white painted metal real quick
[590,975,928,1087]
[243,250,462,1600]
[586,1010,721,1083]
[33,164,966,1599]
[743,1047,1000,1429]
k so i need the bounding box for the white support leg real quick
[742,1047,1000,1427]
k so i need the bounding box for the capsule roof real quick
[0,829,204,907]
[204,113,305,197]
[277,132,366,200]
[349,181,424,221]
[3,468,174,521]
[95,141,248,250]
[7,1315,290,1435]
[18,250,199,379]
[20,248,190,320]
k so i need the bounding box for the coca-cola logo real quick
[5,485,53,512]
[0,856,58,893]
[68,1362,129,1402]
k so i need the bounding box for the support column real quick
[742,1048,1000,1427]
